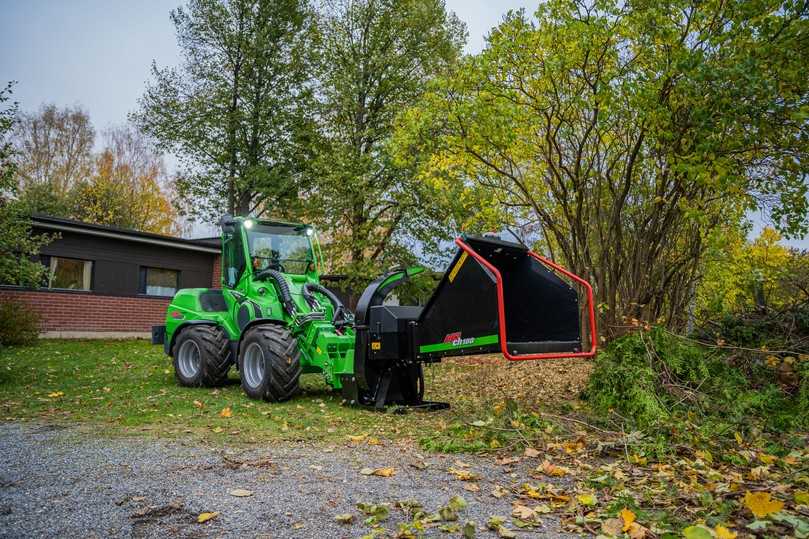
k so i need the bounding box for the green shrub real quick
[0,299,40,346]
[584,327,806,434]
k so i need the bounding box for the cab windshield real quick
[246,223,313,275]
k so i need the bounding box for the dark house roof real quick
[31,215,220,255]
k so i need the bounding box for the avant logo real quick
[443,332,474,346]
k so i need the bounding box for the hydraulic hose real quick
[302,282,348,326]
[258,269,297,317]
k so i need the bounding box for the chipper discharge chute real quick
[152,216,596,410]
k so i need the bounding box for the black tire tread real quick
[173,325,232,387]
[240,324,301,402]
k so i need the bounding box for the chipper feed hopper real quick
[153,216,597,409]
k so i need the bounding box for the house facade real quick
[0,215,221,338]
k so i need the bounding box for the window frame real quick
[139,266,180,297]
[41,255,94,291]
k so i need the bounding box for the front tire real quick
[238,324,301,402]
[172,325,232,387]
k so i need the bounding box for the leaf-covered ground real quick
[1,339,807,538]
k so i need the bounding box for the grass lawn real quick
[0,339,590,447]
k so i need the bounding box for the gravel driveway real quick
[0,422,575,538]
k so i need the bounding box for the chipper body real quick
[152,216,597,408]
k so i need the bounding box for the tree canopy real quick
[134,0,317,221]
[393,0,809,335]
[11,106,178,235]
[306,0,466,277]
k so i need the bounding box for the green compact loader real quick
[152,215,597,409]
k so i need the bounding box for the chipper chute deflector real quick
[152,217,597,410]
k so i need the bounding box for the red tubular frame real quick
[454,238,598,361]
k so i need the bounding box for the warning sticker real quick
[448,251,468,283]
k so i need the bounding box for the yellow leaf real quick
[539,460,568,477]
[197,511,218,523]
[372,467,396,477]
[715,524,737,539]
[734,432,743,445]
[795,491,809,505]
[449,468,479,481]
[620,507,636,531]
[627,522,648,539]
[47,391,64,398]
[743,491,784,518]
[758,453,777,465]
[576,493,597,506]
[347,434,366,443]
[219,406,232,418]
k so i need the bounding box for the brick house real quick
[0,215,221,338]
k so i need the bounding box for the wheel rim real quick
[243,342,266,389]
[177,339,201,379]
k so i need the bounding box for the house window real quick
[46,256,93,291]
[139,267,179,297]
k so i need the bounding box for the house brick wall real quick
[0,288,170,338]
[211,255,221,288]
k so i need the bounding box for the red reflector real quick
[170,310,184,319]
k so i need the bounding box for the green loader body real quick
[153,215,598,409]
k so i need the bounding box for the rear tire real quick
[172,325,232,387]
[238,324,301,402]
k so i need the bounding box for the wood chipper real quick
[152,216,597,409]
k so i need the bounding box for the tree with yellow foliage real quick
[71,126,178,235]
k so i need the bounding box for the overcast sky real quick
[0,1,805,246]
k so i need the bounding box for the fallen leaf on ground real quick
[449,468,480,481]
[496,456,520,465]
[360,467,396,477]
[193,400,203,408]
[334,513,354,524]
[491,485,509,498]
[601,518,623,536]
[197,512,218,523]
[219,407,232,418]
[47,391,64,398]
[627,522,648,539]
[512,504,535,521]
[576,493,597,506]
[620,507,636,531]
[715,524,737,539]
[463,483,480,492]
[497,526,517,538]
[228,488,253,497]
[462,520,476,538]
[683,524,713,539]
[743,491,784,518]
[524,447,540,458]
[487,516,506,530]
[539,460,568,477]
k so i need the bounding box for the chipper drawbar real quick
[152,216,597,409]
